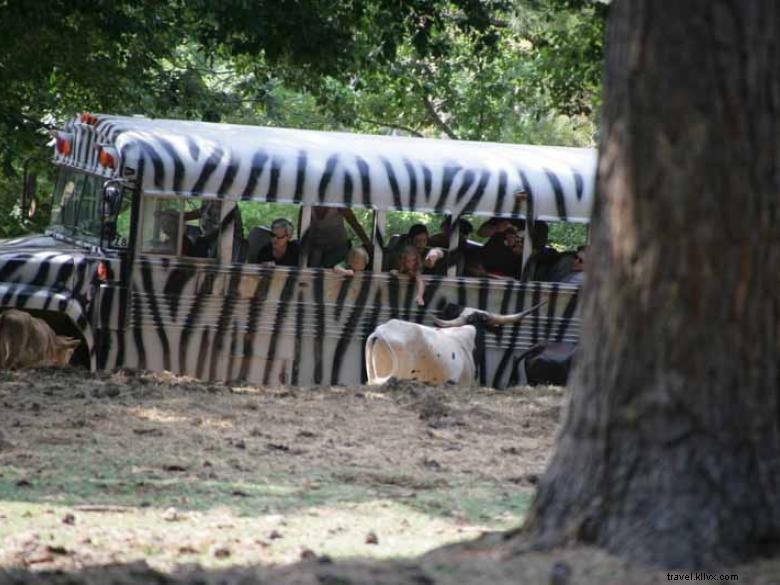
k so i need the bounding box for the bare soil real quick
[0,368,777,584]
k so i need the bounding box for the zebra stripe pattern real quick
[56,115,595,223]
[0,113,593,387]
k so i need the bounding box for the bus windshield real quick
[50,168,103,241]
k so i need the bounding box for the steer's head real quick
[433,301,546,331]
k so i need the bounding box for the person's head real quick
[424,247,444,269]
[510,235,524,258]
[158,210,179,242]
[346,247,369,272]
[503,226,521,248]
[437,217,472,245]
[457,219,474,238]
[398,245,421,273]
[573,245,587,271]
[270,218,294,253]
[407,224,429,251]
[531,220,549,250]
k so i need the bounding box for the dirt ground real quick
[0,368,777,585]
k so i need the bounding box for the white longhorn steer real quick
[365,303,543,386]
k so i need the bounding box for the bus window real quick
[531,222,589,282]
[181,199,221,259]
[382,211,448,273]
[72,175,102,237]
[302,206,374,269]
[458,214,526,279]
[50,170,104,241]
[51,169,86,233]
[140,198,182,255]
[548,222,588,251]
[240,201,302,266]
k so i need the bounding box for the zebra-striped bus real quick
[0,113,595,387]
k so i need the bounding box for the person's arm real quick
[333,262,354,276]
[341,208,372,250]
[424,247,445,269]
[414,272,425,305]
[288,241,301,267]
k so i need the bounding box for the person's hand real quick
[424,248,444,268]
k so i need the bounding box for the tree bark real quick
[524,0,780,569]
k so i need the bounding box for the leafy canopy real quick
[0,0,605,238]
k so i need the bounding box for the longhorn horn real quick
[433,314,470,328]
[485,301,547,326]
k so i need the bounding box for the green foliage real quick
[385,211,445,238]
[238,202,301,233]
[548,222,588,251]
[0,0,606,238]
[311,1,603,145]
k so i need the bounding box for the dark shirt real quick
[530,246,561,281]
[481,234,521,277]
[255,240,300,267]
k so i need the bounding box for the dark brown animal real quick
[0,309,80,369]
[513,341,577,386]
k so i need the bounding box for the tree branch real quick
[422,96,459,139]
[354,116,424,137]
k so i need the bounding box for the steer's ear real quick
[53,336,81,366]
[57,336,81,349]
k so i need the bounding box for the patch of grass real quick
[414,488,532,527]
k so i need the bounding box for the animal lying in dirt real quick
[0,309,81,369]
[365,303,543,387]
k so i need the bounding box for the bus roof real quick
[58,114,596,223]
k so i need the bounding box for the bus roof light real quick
[80,112,98,125]
[98,146,117,169]
[55,132,73,156]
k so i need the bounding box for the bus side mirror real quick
[24,173,37,219]
[22,159,39,220]
[103,184,123,216]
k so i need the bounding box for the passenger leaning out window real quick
[392,245,426,306]
[333,247,369,276]
[561,245,587,285]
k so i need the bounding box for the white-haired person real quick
[253,218,300,267]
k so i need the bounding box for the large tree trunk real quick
[524,0,780,568]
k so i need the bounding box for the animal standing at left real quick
[0,310,81,369]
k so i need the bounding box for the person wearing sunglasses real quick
[253,218,300,266]
[562,245,587,285]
